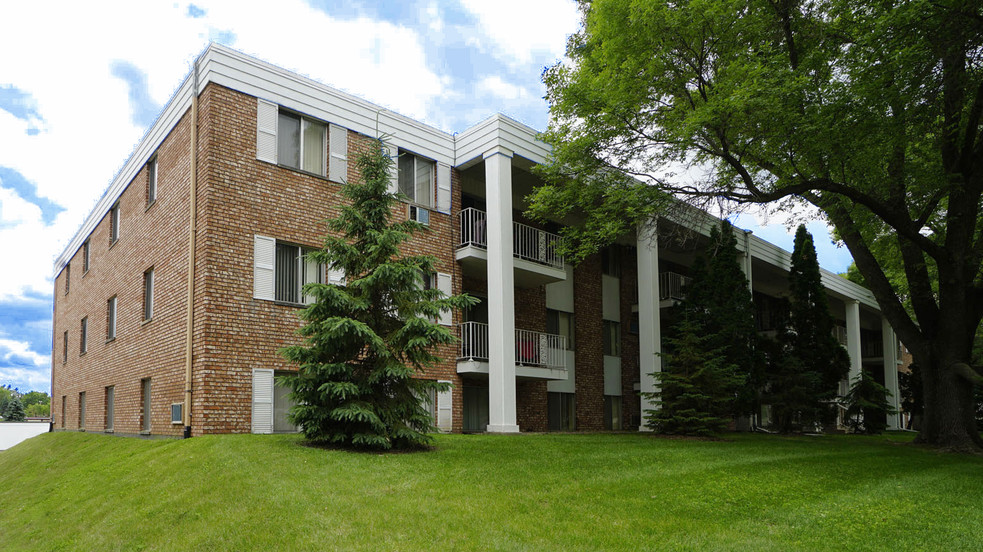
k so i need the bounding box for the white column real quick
[636,219,662,431]
[484,147,519,433]
[845,300,863,391]
[881,317,900,430]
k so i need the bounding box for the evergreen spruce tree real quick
[759,332,820,433]
[787,225,850,426]
[645,316,741,436]
[5,396,26,422]
[683,220,760,418]
[844,370,897,434]
[280,139,475,451]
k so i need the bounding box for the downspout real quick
[183,56,201,439]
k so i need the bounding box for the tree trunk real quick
[913,340,983,453]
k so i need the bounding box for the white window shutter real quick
[251,369,274,434]
[256,99,278,164]
[328,124,348,183]
[436,163,451,214]
[302,255,320,305]
[436,381,452,432]
[436,272,453,326]
[383,142,399,195]
[327,262,346,286]
[253,235,275,300]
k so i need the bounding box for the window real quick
[62,331,68,363]
[546,309,575,350]
[602,246,621,277]
[274,243,322,304]
[83,240,90,272]
[604,395,622,430]
[141,378,151,432]
[277,111,326,175]
[105,386,114,431]
[147,156,157,205]
[80,317,88,354]
[64,263,70,295]
[143,268,154,321]
[106,296,117,341]
[78,392,86,430]
[548,392,576,431]
[397,150,434,207]
[171,403,183,425]
[61,396,66,428]
[602,320,621,356]
[110,203,120,244]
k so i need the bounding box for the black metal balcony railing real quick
[458,208,564,270]
[458,321,567,370]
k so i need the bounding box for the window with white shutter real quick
[437,272,453,326]
[251,369,274,434]
[256,99,278,164]
[328,124,348,183]
[436,163,451,214]
[253,235,276,301]
[436,381,452,432]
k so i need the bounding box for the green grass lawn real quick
[1,431,980,551]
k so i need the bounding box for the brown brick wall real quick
[620,245,642,430]
[51,81,646,438]
[574,253,605,430]
[52,102,195,437]
[192,84,463,434]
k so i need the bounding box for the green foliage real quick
[899,364,923,430]
[789,226,849,397]
[646,317,742,436]
[759,334,821,433]
[25,403,50,418]
[844,371,898,435]
[761,226,849,431]
[536,0,983,450]
[21,391,50,408]
[4,395,26,422]
[280,139,476,451]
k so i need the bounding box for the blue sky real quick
[0,0,853,394]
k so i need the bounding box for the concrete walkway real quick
[0,422,50,450]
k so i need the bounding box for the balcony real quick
[457,321,569,380]
[633,271,693,312]
[659,271,691,303]
[456,208,566,287]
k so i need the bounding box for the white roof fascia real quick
[52,72,195,277]
[201,44,456,164]
[745,234,879,309]
[454,113,550,167]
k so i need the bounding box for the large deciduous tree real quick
[531,0,983,451]
[280,140,474,451]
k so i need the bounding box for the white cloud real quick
[458,0,580,66]
[476,75,531,101]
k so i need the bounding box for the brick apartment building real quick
[51,44,902,437]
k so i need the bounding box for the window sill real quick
[141,318,153,326]
[273,300,308,309]
[79,351,87,357]
[105,337,116,344]
[108,239,119,250]
[82,270,89,278]
[275,162,328,181]
[104,429,114,434]
[145,200,157,213]
[139,430,151,436]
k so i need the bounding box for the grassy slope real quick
[1,432,981,551]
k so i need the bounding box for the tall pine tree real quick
[768,225,850,431]
[281,139,475,451]
[686,220,760,418]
